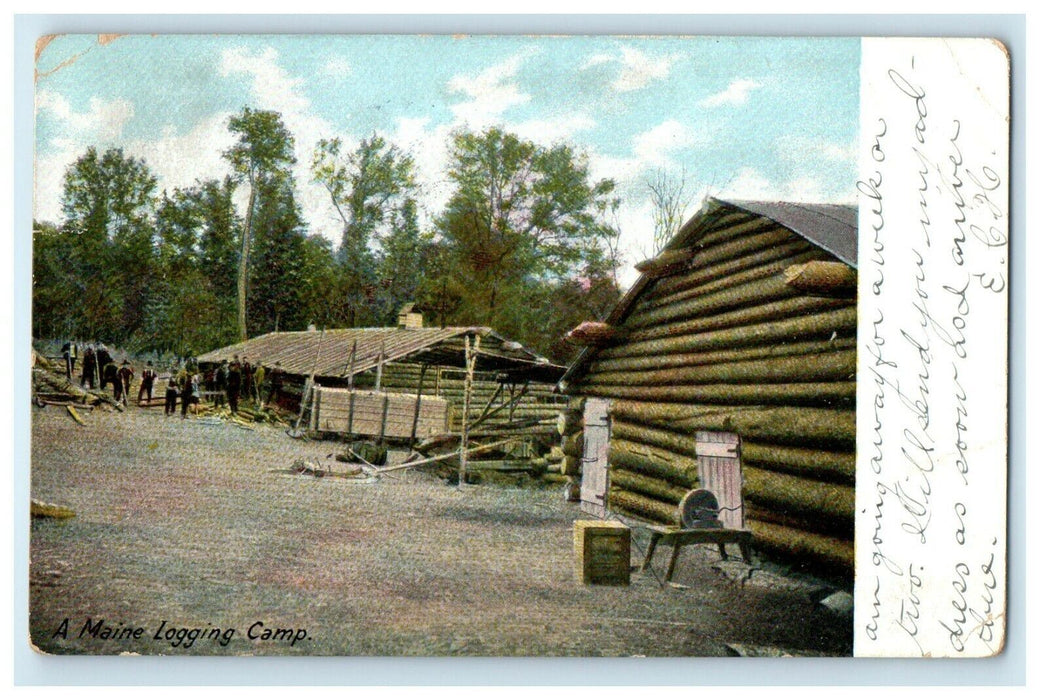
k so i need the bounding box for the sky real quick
[34,34,860,283]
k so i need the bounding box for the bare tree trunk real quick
[237,179,256,341]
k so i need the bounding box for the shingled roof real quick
[198,326,565,383]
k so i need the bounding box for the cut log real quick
[634,247,694,277]
[743,441,855,484]
[658,226,799,282]
[560,454,581,477]
[610,468,689,504]
[643,238,813,309]
[610,419,694,457]
[562,431,585,458]
[623,275,803,332]
[590,335,856,374]
[577,380,856,408]
[595,305,856,361]
[30,499,76,519]
[565,321,617,346]
[32,367,124,412]
[746,504,855,539]
[608,438,698,487]
[613,295,854,347]
[783,261,858,297]
[742,466,854,524]
[66,405,86,426]
[556,410,583,436]
[583,349,856,387]
[747,519,854,573]
[608,489,679,525]
[636,248,825,319]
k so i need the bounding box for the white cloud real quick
[582,46,679,93]
[36,89,134,142]
[700,78,761,108]
[633,119,698,168]
[219,46,348,245]
[219,47,310,116]
[320,56,352,78]
[775,134,855,165]
[513,112,596,145]
[717,166,777,201]
[447,51,533,128]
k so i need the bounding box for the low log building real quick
[559,198,857,578]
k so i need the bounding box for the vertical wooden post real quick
[459,334,476,487]
[374,342,386,391]
[410,363,430,445]
[345,341,357,437]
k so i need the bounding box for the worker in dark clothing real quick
[181,369,199,419]
[227,356,242,414]
[103,360,120,403]
[61,341,78,379]
[265,362,284,409]
[164,373,180,416]
[80,346,97,389]
[118,361,134,407]
[213,360,228,408]
[241,356,254,404]
[138,362,157,405]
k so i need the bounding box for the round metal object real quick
[678,489,722,529]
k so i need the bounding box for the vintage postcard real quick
[27,33,1009,659]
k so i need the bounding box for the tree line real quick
[33,108,624,365]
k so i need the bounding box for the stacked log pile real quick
[346,362,567,431]
[565,212,857,578]
[31,352,124,412]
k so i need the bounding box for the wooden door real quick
[695,431,744,530]
[580,398,611,517]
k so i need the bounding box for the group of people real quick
[58,340,285,419]
[207,355,284,414]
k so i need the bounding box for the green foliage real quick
[432,127,621,354]
[33,114,624,364]
[311,133,419,327]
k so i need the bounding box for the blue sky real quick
[35,34,860,280]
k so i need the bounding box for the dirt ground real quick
[28,402,852,657]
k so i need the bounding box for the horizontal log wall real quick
[568,213,857,578]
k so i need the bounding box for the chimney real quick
[398,303,424,329]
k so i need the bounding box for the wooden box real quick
[573,520,631,586]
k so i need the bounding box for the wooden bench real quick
[640,525,753,582]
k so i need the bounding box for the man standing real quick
[164,372,180,416]
[138,362,157,406]
[213,360,228,408]
[265,361,284,409]
[103,358,120,403]
[227,356,242,414]
[80,346,96,389]
[117,361,134,407]
[241,356,254,404]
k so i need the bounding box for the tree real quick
[435,127,618,334]
[311,134,416,326]
[224,108,296,340]
[247,174,308,336]
[646,167,696,254]
[58,146,158,342]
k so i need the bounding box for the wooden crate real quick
[573,520,631,586]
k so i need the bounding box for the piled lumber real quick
[311,387,448,439]
[348,362,566,431]
[31,362,124,412]
[563,206,858,576]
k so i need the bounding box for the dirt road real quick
[29,403,852,656]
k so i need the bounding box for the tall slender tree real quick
[224,108,296,340]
